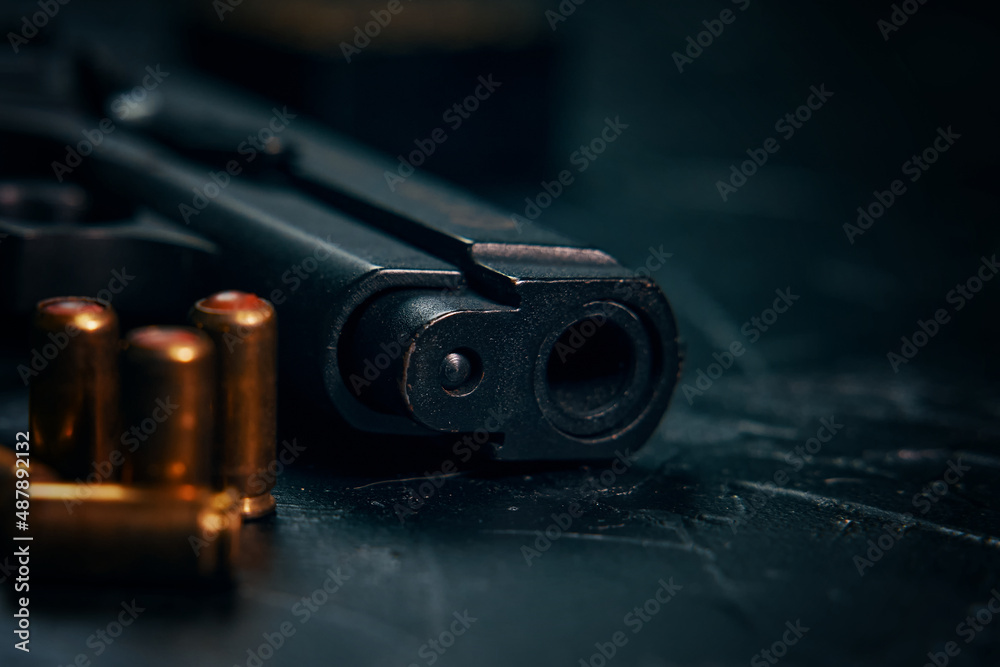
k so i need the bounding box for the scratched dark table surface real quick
[1,366,999,667]
[2,0,999,665]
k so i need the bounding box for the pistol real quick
[0,53,680,461]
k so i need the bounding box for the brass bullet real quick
[2,483,239,582]
[190,291,278,520]
[29,297,120,480]
[122,326,215,486]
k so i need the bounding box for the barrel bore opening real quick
[545,318,636,418]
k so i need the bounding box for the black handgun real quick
[0,53,680,461]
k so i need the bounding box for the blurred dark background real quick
[2,0,999,376]
[0,1,998,666]
[124,0,1000,377]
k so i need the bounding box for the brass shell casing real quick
[190,291,278,519]
[3,483,239,581]
[122,326,215,486]
[29,297,120,480]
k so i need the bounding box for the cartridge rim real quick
[38,297,105,315]
[35,296,117,331]
[196,290,268,313]
[241,492,277,520]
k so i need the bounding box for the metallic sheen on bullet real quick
[190,291,278,519]
[3,483,239,581]
[29,297,120,479]
[122,326,215,486]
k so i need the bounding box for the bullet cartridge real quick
[122,326,215,486]
[29,296,120,480]
[190,291,278,519]
[2,483,239,581]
